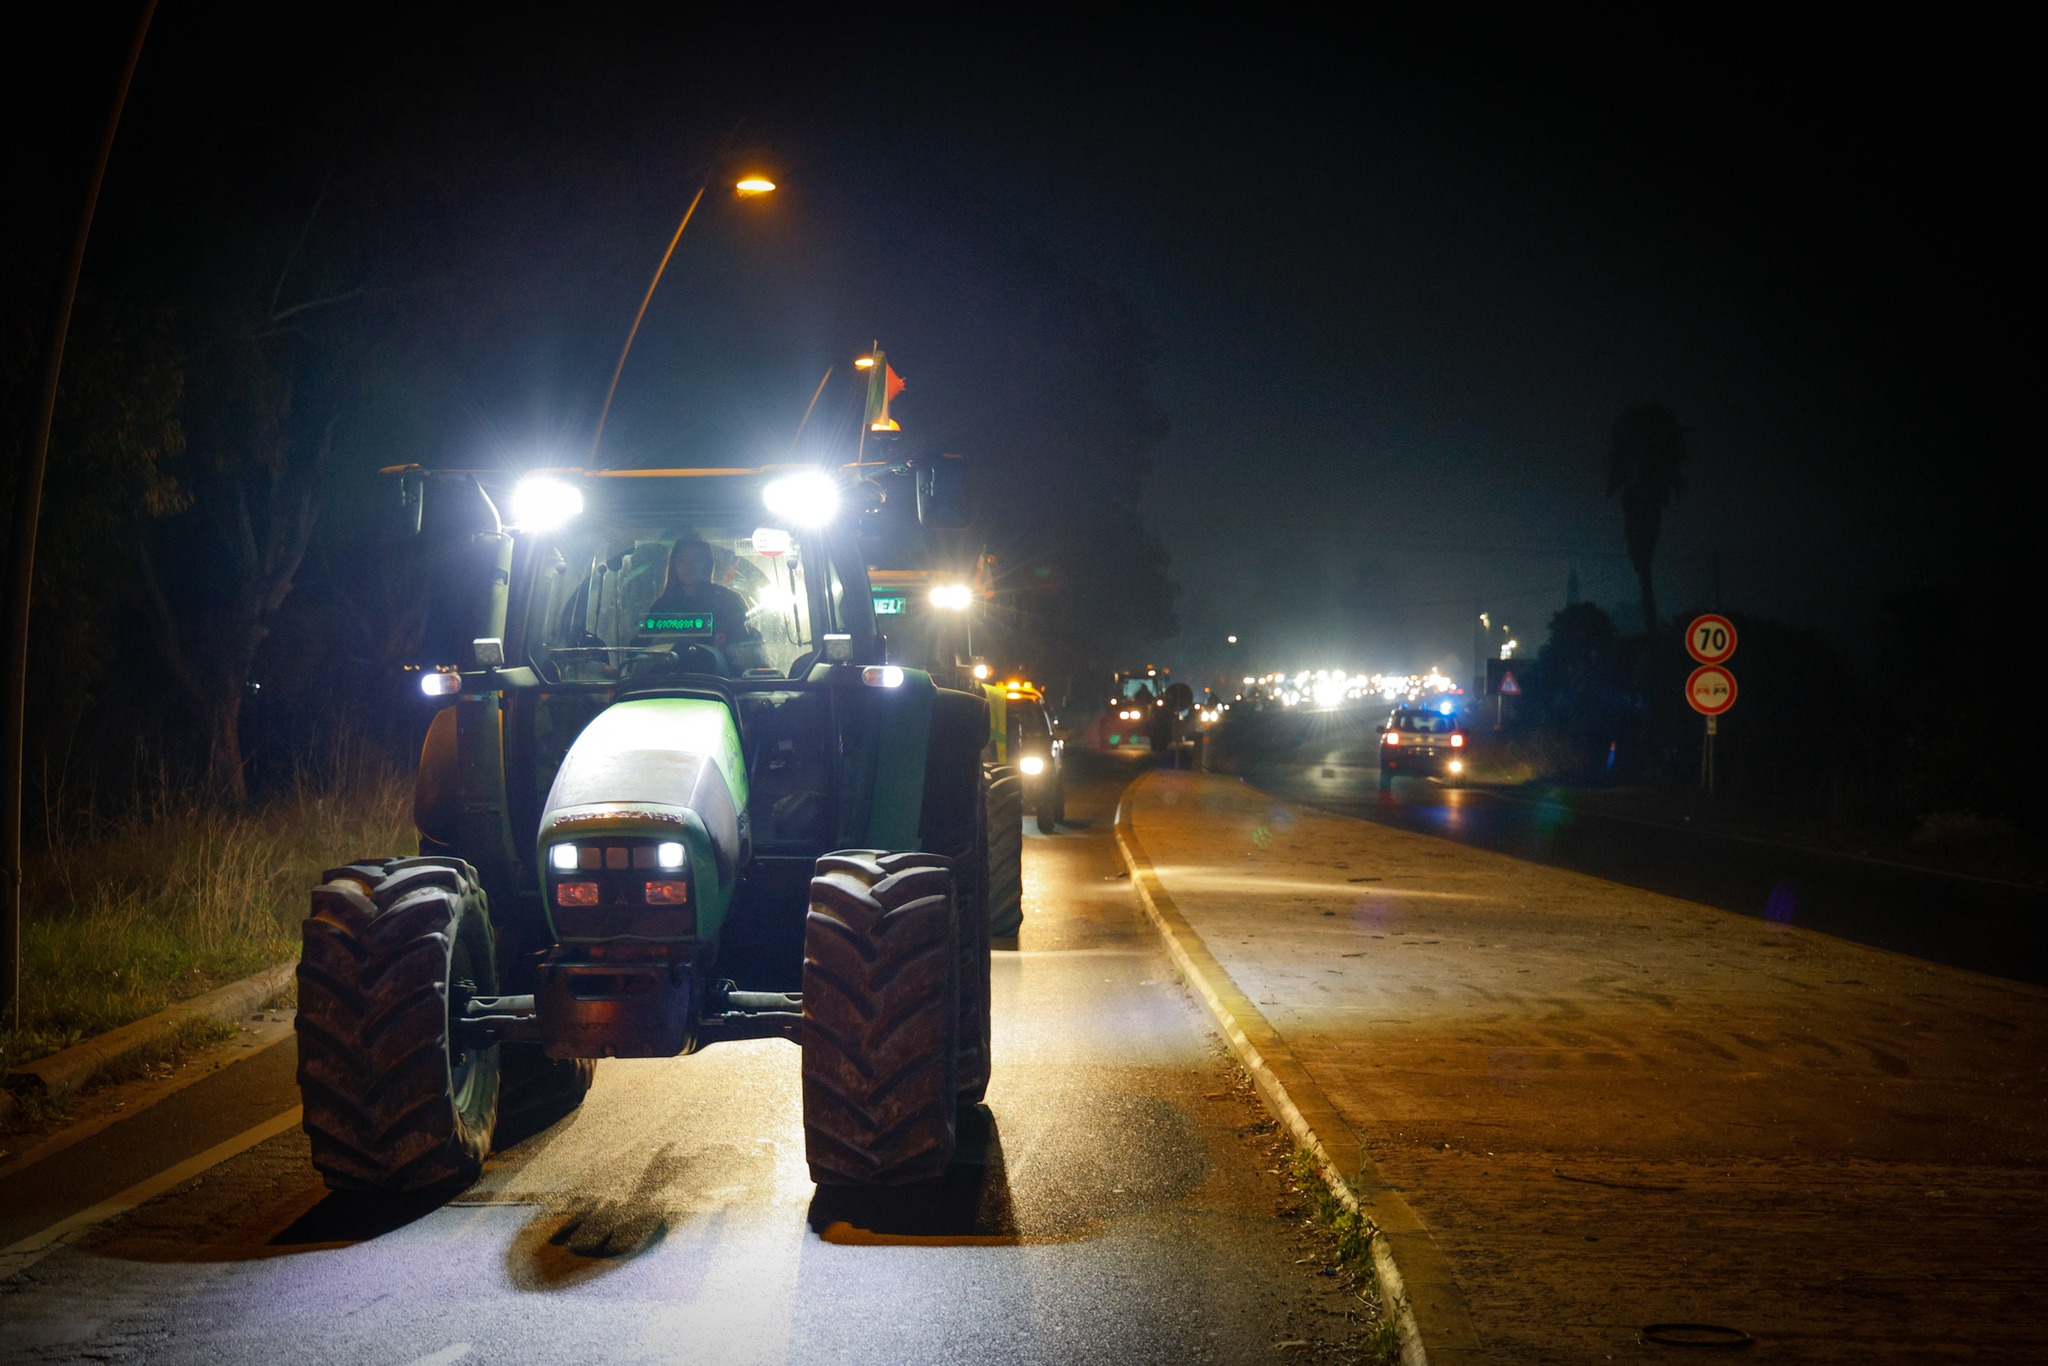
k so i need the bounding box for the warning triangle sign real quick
[1498,670,1521,695]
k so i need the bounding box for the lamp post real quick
[3,0,157,1027]
[588,172,776,466]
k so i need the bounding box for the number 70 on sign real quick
[1686,613,1736,664]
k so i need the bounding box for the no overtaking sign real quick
[1685,664,1737,715]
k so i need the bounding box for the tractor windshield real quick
[522,521,815,682]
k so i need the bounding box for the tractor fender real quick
[414,705,459,847]
[921,687,988,854]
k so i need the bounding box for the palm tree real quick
[1604,403,1690,635]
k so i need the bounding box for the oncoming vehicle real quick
[296,459,1014,1196]
[995,679,1063,833]
[1376,706,1468,788]
[1104,666,1173,749]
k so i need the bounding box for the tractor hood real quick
[537,696,751,941]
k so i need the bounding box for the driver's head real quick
[668,539,715,586]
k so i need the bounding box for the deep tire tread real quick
[802,850,960,1185]
[295,857,500,1194]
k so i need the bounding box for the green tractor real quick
[295,459,1013,1192]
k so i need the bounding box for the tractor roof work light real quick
[762,471,841,526]
[929,583,972,611]
[509,476,584,532]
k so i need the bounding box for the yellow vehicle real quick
[988,678,1064,834]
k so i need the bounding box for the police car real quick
[1376,706,1468,788]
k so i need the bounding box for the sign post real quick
[1485,658,1522,729]
[1687,614,1736,794]
[1684,615,1738,796]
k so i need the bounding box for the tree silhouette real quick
[1604,403,1690,635]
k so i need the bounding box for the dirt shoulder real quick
[1126,768,2048,1364]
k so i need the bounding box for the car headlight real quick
[1019,755,1046,775]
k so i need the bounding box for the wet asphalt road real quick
[1236,740,2048,986]
[0,752,1375,1365]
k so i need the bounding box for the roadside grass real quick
[1,753,411,1074]
[1289,1148,1406,1365]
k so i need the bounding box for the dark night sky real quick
[13,9,2029,686]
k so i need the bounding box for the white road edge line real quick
[0,1105,303,1279]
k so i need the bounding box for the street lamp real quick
[589,171,778,465]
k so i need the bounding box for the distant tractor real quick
[295,459,1016,1193]
[1104,666,1175,750]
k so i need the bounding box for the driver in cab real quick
[643,539,757,658]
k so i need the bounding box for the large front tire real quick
[296,857,500,1193]
[801,851,959,1185]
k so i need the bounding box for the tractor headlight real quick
[509,476,584,531]
[929,583,972,610]
[656,841,686,870]
[549,843,579,871]
[763,471,841,525]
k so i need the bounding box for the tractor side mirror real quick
[916,454,969,529]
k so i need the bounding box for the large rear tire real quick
[922,690,992,1102]
[296,857,500,1193]
[954,773,994,1105]
[986,765,1024,937]
[498,1047,596,1125]
[801,851,959,1185]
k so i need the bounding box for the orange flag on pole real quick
[866,350,904,434]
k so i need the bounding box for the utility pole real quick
[1472,596,1485,698]
[2,0,156,1028]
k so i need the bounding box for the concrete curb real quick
[1115,773,1483,1366]
[1,960,296,1123]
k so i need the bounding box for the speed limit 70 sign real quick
[1687,613,1737,664]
